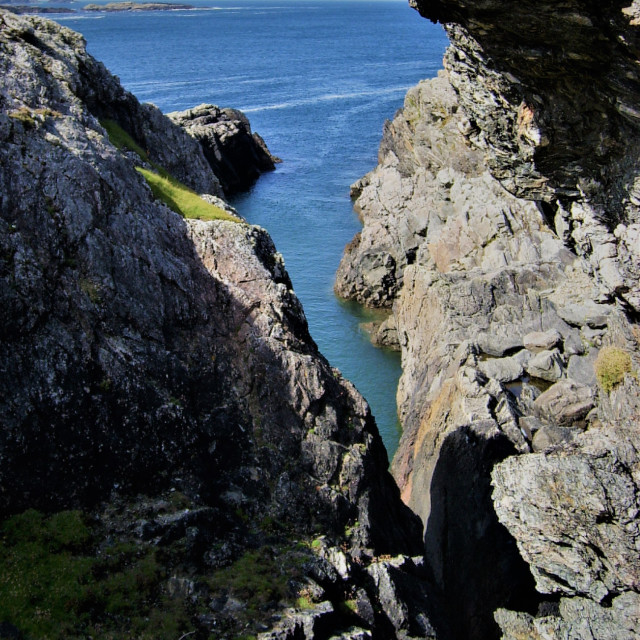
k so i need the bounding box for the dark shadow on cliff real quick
[423,424,541,640]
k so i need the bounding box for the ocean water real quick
[53,0,448,458]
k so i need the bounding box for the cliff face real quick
[336,2,640,639]
[412,0,640,312]
[0,11,437,639]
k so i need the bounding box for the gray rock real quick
[531,425,576,452]
[557,302,613,329]
[523,329,562,353]
[496,592,640,640]
[258,601,335,640]
[525,348,564,382]
[478,354,526,383]
[327,630,372,640]
[168,103,278,195]
[492,423,640,602]
[567,349,599,387]
[533,379,595,426]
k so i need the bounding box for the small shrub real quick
[594,346,632,393]
[296,596,314,610]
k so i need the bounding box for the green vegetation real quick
[0,509,190,640]
[79,277,101,304]
[296,595,314,610]
[100,118,241,223]
[100,118,149,162]
[136,167,240,222]
[594,346,633,393]
[9,106,62,128]
[0,505,320,639]
[338,598,358,615]
[209,547,289,614]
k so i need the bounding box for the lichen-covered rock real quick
[493,422,640,603]
[495,592,640,640]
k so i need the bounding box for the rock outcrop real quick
[336,2,640,639]
[169,103,280,195]
[0,11,437,639]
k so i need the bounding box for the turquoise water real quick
[54,1,448,457]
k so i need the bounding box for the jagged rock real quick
[412,0,640,312]
[478,352,528,383]
[567,349,599,388]
[258,601,336,640]
[557,302,612,329]
[365,557,439,639]
[531,425,576,453]
[361,314,400,350]
[496,592,640,640]
[335,73,487,308]
[328,629,373,640]
[168,103,279,195]
[492,421,640,612]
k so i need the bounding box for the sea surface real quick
[53,0,448,458]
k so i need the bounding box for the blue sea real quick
[53,0,448,458]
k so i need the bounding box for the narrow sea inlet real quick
[56,0,448,457]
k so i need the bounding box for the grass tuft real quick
[594,346,633,393]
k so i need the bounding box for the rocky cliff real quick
[337,2,640,639]
[0,11,439,639]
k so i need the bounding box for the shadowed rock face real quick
[0,11,441,639]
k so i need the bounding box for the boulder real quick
[523,329,562,353]
[525,348,564,382]
[533,380,595,426]
[169,103,279,194]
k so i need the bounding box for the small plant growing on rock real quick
[594,346,632,393]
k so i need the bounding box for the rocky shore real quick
[337,1,640,639]
[0,10,440,639]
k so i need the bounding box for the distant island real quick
[84,1,194,10]
[0,4,75,13]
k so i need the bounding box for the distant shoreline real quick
[0,4,75,13]
[84,2,195,11]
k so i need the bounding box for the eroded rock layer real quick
[0,11,438,639]
[336,2,640,639]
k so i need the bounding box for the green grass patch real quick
[136,167,241,222]
[0,509,190,640]
[595,346,633,393]
[209,547,288,609]
[100,118,149,162]
[101,118,241,223]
